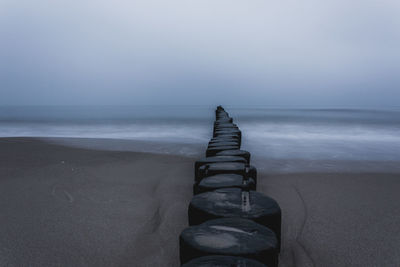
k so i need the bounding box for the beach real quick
[2,0,400,262]
[1,137,400,266]
[0,138,194,266]
[259,172,400,266]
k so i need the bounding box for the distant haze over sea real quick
[1,105,400,172]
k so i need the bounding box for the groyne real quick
[179,106,282,266]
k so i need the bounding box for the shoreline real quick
[18,136,400,174]
[1,137,400,266]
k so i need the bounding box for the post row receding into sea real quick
[179,106,282,267]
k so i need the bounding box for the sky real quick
[1,0,399,107]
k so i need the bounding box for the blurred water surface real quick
[1,105,400,172]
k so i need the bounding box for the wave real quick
[1,106,400,169]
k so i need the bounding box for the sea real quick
[1,105,400,173]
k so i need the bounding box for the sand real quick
[1,137,400,266]
[0,138,193,266]
[258,172,400,266]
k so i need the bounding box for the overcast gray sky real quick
[1,0,399,107]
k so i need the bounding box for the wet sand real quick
[1,138,400,266]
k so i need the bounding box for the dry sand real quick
[0,138,193,266]
[1,138,400,266]
[259,172,400,266]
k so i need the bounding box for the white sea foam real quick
[2,106,400,171]
[0,122,209,143]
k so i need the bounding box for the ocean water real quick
[1,106,400,172]
[232,108,400,172]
